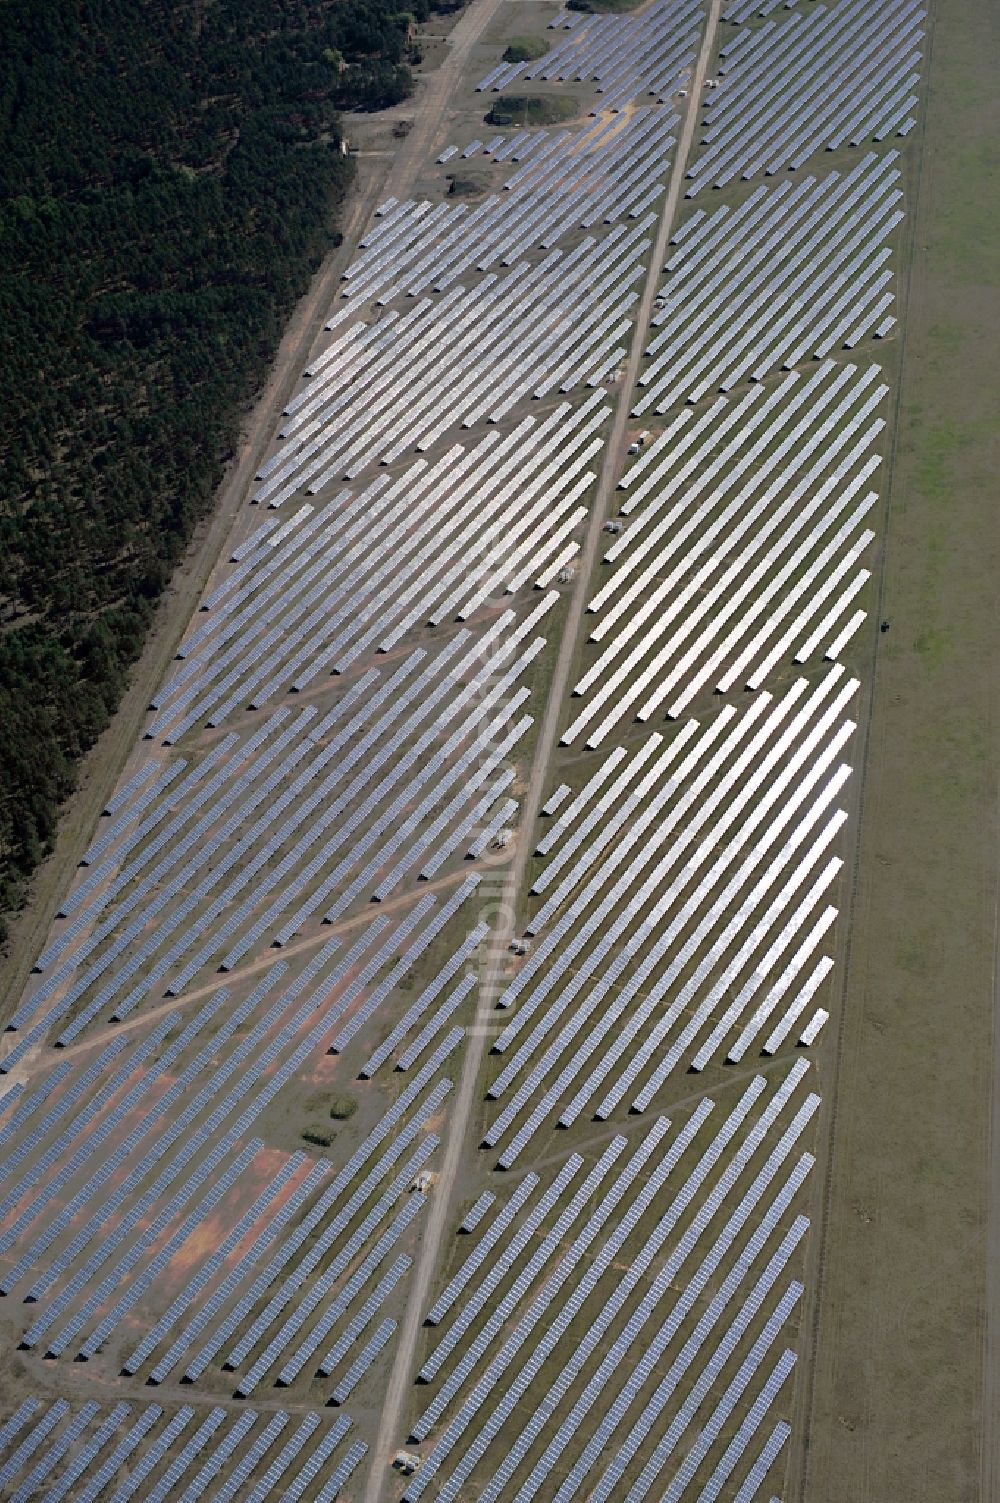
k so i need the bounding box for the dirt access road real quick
[362,3,726,1496]
[0,0,504,1036]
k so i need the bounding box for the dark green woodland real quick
[0,0,459,940]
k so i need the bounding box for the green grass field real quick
[485,92,579,125]
[799,0,1000,1498]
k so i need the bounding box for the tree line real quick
[0,0,462,942]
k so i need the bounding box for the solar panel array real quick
[1,0,701,1068]
[378,0,925,1493]
[0,926,480,1391]
[686,0,925,193]
[0,0,929,1494]
[640,150,904,406]
[407,1064,815,1501]
[479,0,702,113]
[487,669,856,1165]
[153,403,598,733]
[562,361,884,745]
[0,1401,362,1503]
[8,626,535,1047]
[356,127,678,305]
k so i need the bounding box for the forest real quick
[0,0,460,941]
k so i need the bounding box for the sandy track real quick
[382,0,506,200]
[21,852,512,1083]
[361,5,725,1496]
